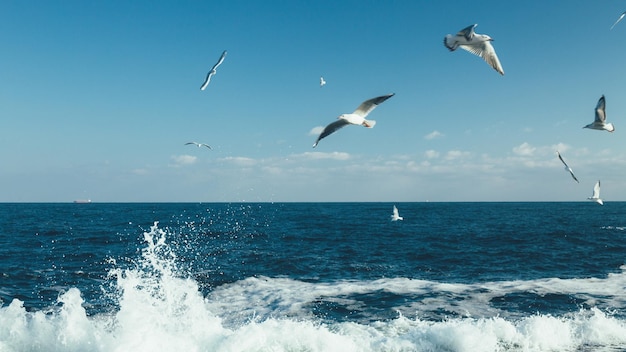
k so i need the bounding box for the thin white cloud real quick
[298,151,350,161]
[424,150,440,159]
[551,142,570,154]
[513,142,536,156]
[131,168,149,175]
[309,126,325,136]
[445,150,471,161]
[424,130,444,140]
[169,155,197,167]
[220,156,257,166]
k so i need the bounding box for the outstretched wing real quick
[352,93,395,117]
[200,71,215,90]
[595,95,606,123]
[200,50,227,90]
[313,119,350,147]
[569,170,579,183]
[611,12,626,30]
[592,181,601,198]
[557,151,579,183]
[459,41,504,75]
[557,151,567,167]
[457,24,477,41]
[211,50,227,71]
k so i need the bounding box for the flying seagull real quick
[611,12,626,30]
[185,142,212,149]
[556,151,579,183]
[312,93,395,148]
[444,24,504,75]
[584,95,615,132]
[200,50,227,90]
[588,180,603,205]
[320,76,326,87]
[391,205,403,221]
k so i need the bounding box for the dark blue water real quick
[1,202,626,351]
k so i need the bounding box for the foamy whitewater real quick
[1,202,626,351]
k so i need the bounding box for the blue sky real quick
[2,0,626,202]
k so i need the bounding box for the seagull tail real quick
[362,119,376,128]
[443,35,456,51]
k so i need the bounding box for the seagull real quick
[444,24,504,75]
[185,142,212,149]
[611,11,626,30]
[557,151,579,183]
[320,76,326,87]
[200,50,227,90]
[588,180,603,205]
[584,95,615,132]
[313,93,395,147]
[391,205,403,221]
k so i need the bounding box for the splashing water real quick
[2,222,626,351]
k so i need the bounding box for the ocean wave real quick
[2,222,626,352]
[2,289,626,352]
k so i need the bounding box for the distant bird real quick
[185,142,212,149]
[611,12,626,30]
[444,24,504,75]
[313,93,395,147]
[200,50,227,90]
[557,151,579,183]
[391,205,403,221]
[320,76,326,87]
[588,180,603,205]
[584,95,615,132]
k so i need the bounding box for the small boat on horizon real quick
[73,199,92,204]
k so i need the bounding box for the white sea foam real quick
[2,223,626,352]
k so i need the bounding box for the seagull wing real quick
[593,181,601,198]
[459,41,504,75]
[200,51,227,90]
[569,170,579,183]
[595,95,606,123]
[557,152,579,183]
[200,71,214,90]
[457,24,477,41]
[393,205,399,217]
[313,119,351,147]
[557,151,567,167]
[185,142,198,146]
[352,93,395,117]
[200,143,212,149]
[211,50,227,71]
[611,12,626,30]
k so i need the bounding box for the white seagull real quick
[588,180,603,205]
[320,76,326,87]
[200,50,227,90]
[557,151,579,183]
[185,142,212,149]
[313,93,395,147]
[444,24,504,75]
[611,11,626,30]
[584,95,615,132]
[391,205,403,221]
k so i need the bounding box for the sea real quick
[1,202,626,352]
